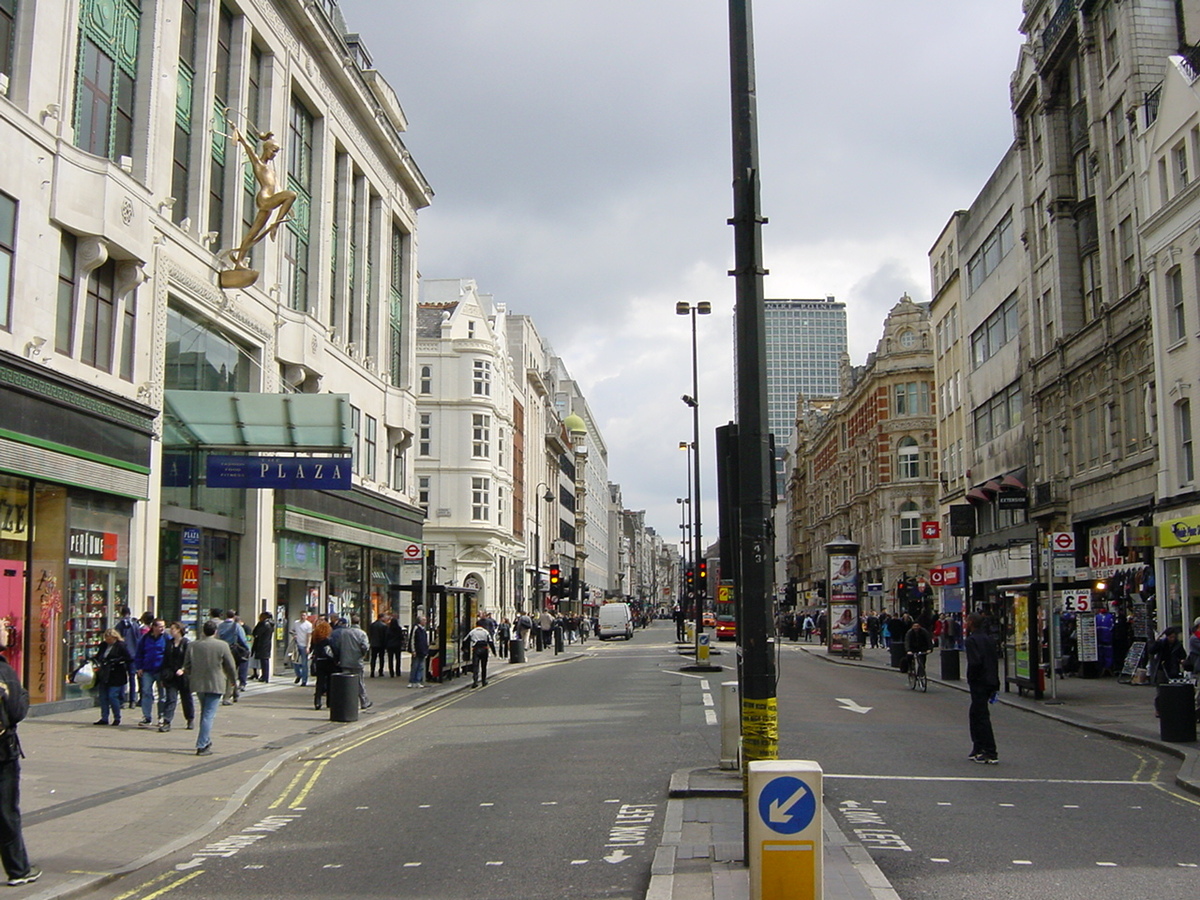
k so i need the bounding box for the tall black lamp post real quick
[530,482,553,612]
[677,300,711,659]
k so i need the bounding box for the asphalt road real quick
[775,641,1200,899]
[88,622,711,900]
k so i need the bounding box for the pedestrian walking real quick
[115,606,142,708]
[385,613,406,676]
[310,620,338,710]
[333,614,372,709]
[250,611,274,683]
[183,620,238,756]
[216,611,249,704]
[408,615,429,688]
[965,613,1000,764]
[92,629,131,726]
[0,629,38,885]
[133,618,168,728]
[159,622,195,732]
[463,619,497,688]
[291,610,312,686]
[368,611,389,677]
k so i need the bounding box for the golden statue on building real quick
[219,127,296,289]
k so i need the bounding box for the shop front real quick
[0,352,153,709]
[970,541,1040,696]
[1158,512,1200,637]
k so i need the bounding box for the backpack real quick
[0,669,28,761]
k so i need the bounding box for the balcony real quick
[1042,0,1078,57]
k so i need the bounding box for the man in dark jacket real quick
[408,615,429,688]
[115,606,142,708]
[965,613,1000,764]
[133,618,168,728]
[0,631,38,885]
[368,612,389,677]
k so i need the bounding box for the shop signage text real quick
[1161,514,1200,549]
[207,456,352,490]
[68,529,118,564]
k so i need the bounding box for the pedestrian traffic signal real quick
[548,565,562,596]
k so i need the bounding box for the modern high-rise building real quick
[765,297,848,450]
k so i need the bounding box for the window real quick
[1167,266,1185,343]
[1081,251,1102,321]
[1109,107,1128,178]
[165,302,255,391]
[899,502,921,547]
[966,211,1014,293]
[970,293,1019,367]
[472,413,490,458]
[350,405,361,473]
[389,223,407,387]
[471,476,490,521]
[1118,217,1135,296]
[0,0,15,80]
[1174,143,1190,193]
[82,260,116,371]
[75,1,140,162]
[973,382,1023,445]
[171,0,198,224]
[208,4,234,244]
[419,365,431,394]
[364,414,377,479]
[1179,400,1194,485]
[1029,112,1044,169]
[473,359,491,396]
[241,45,263,270]
[56,232,77,352]
[119,285,135,381]
[418,413,431,456]
[391,446,406,492]
[417,475,429,511]
[898,437,920,479]
[894,382,929,416]
[284,96,314,312]
[0,190,13,329]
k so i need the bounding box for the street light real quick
[531,482,554,612]
[677,300,711,661]
[676,496,690,606]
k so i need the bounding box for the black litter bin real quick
[329,672,360,723]
[940,648,961,681]
[1157,681,1196,742]
[509,638,525,663]
[889,641,906,669]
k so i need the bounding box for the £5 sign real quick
[1061,590,1092,613]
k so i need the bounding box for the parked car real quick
[716,615,737,641]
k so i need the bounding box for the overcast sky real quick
[337,0,1027,546]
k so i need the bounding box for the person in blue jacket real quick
[133,618,168,728]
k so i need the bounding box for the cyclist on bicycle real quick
[904,619,934,677]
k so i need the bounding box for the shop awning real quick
[163,391,353,452]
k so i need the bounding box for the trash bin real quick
[328,672,359,723]
[940,648,960,680]
[509,638,525,664]
[889,641,906,669]
[1157,681,1197,742]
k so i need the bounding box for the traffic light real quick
[548,565,562,596]
[686,568,694,587]
[697,560,708,593]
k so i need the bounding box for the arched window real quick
[898,437,920,479]
[899,502,920,546]
[419,365,432,394]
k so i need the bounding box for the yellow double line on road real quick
[269,692,466,810]
[111,870,205,900]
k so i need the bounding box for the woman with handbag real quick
[159,622,195,732]
[93,629,132,726]
[309,621,339,710]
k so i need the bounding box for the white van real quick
[597,602,634,640]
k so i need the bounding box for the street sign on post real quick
[748,760,823,900]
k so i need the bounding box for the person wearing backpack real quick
[0,625,39,885]
[115,606,142,709]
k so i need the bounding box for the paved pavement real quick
[13,636,1199,900]
[650,640,1199,900]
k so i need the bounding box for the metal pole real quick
[691,310,704,662]
[728,0,777,765]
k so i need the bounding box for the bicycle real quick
[906,651,929,692]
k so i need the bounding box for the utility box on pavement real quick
[748,760,823,900]
[697,632,711,664]
[328,672,359,723]
[720,680,739,769]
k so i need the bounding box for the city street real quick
[83,624,706,900]
[776,643,1200,899]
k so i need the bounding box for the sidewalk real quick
[17,647,581,900]
[650,639,1199,900]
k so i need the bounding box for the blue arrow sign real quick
[758,775,817,835]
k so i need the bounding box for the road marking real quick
[355,806,369,810]
[137,871,205,900]
[322,864,343,869]
[1096,862,1118,867]
[604,848,631,863]
[704,709,718,725]
[480,802,494,807]
[243,865,264,869]
[701,693,714,707]
[486,861,504,866]
[604,799,620,803]
[403,862,421,868]
[419,804,431,808]
[999,803,1015,807]
[826,774,1154,785]
[269,760,315,809]
[571,859,588,865]
[541,801,558,806]
[1063,804,1079,808]
[930,858,950,863]
[113,872,181,900]
[936,802,951,806]
[1178,862,1198,867]
[1013,860,1032,866]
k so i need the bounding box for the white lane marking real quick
[701,693,714,707]
[1096,862,1118,867]
[604,848,631,864]
[704,709,718,725]
[835,698,873,714]
[1013,860,1032,866]
[323,864,343,869]
[541,801,558,806]
[403,862,421,868]
[999,803,1015,807]
[1063,804,1080,808]
[701,679,710,691]
[486,861,503,866]
[826,774,1153,785]
[668,671,714,680]
[604,799,620,803]
[1178,862,1198,867]
[571,860,588,865]
[936,802,951,806]
[243,865,264,869]
[480,802,494,807]
[355,806,369,810]
[419,804,431,808]
[931,858,950,863]
[871,800,887,805]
